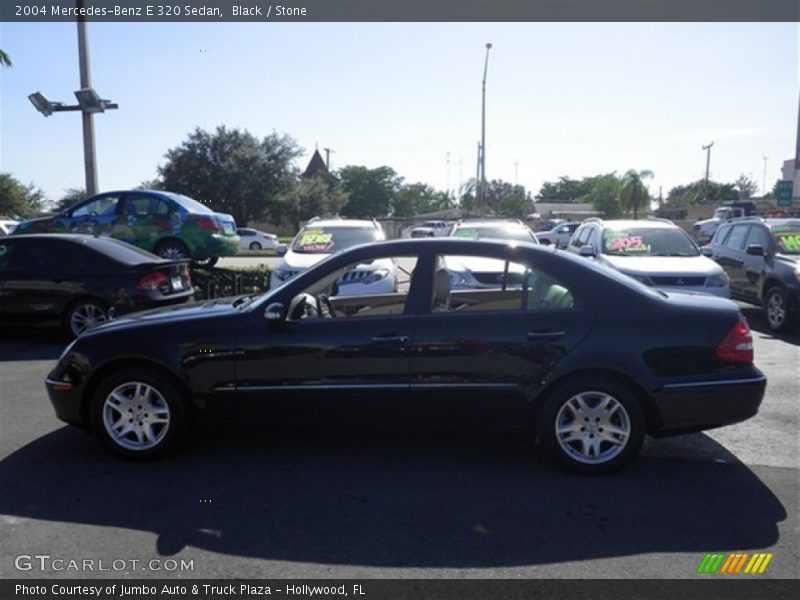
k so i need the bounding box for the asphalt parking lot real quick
[0,305,797,580]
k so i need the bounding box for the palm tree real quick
[0,49,12,68]
[619,169,653,219]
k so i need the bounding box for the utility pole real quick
[479,42,492,217]
[514,161,518,186]
[323,147,335,170]
[77,0,97,196]
[446,151,451,200]
[702,142,714,182]
[762,156,769,195]
[475,141,481,215]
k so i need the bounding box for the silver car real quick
[567,219,731,298]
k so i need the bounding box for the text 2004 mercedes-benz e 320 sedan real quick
[45,238,766,474]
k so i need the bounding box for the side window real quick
[745,226,770,250]
[0,242,14,272]
[4,242,48,270]
[47,241,102,270]
[71,195,120,217]
[724,225,751,251]
[435,253,575,313]
[290,254,418,320]
[712,225,731,245]
[570,226,588,248]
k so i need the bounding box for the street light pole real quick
[479,42,492,217]
[702,141,714,182]
[76,0,98,196]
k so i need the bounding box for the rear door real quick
[740,224,772,302]
[717,224,751,297]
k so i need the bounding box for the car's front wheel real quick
[90,368,187,458]
[537,377,644,474]
[764,286,792,333]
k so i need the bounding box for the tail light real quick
[136,271,168,291]
[715,317,753,363]
[196,217,220,232]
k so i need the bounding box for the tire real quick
[249,242,262,250]
[64,299,108,338]
[155,239,190,261]
[90,367,187,459]
[192,256,218,268]
[536,376,645,475]
[764,286,792,333]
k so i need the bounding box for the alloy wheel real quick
[102,382,171,451]
[554,391,631,465]
[69,302,107,336]
[766,289,786,330]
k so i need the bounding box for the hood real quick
[86,297,240,335]
[279,250,331,270]
[601,254,723,276]
[776,252,800,265]
[693,218,718,228]
[15,215,56,231]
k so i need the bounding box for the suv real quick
[12,190,239,267]
[410,220,449,238]
[704,217,800,332]
[567,219,730,297]
[535,221,580,248]
[270,218,396,294]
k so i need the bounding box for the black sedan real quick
[0,234,193,337]
[44,238,766,473]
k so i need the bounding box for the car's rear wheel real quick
[764,286,791,332]
[155,239,190,261]
[537,377,644,474]
[90,367,187,458]
[249,241,262,250]
[64,299,108,338]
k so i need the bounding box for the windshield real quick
[602,227,699,256]
[452,225,536,243]
[772,224,800,255]
[291,226,379,254]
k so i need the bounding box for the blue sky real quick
[0,22,797,204]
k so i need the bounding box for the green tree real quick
[536,176,598,202]
[734,174,759,198]
[0,173,46,218]
[485,180,532,218]
[158,126,301,224]
[53,188,86,213]
[394,182,452,217]
[619,169,653,219]
[281,174,349,226]
[586,174,623,218]
[0,49,11,68]
[663,179,738,208]
[338,166,401,218]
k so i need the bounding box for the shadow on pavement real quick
[0,424,786,568]
[0,328,69,362]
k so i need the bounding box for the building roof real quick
[302,150,329,178]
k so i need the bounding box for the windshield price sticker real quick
[299,230,334,252]
[454,228,479,239]
[606,233,651,253]
[775,233,800,252]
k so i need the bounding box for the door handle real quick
[371,334,409,345]
[527,330,565,341]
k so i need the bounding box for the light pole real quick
[28,0,117,196]
[702,142,714,182]
[479,42,492,217]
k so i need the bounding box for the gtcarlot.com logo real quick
[696,552,773,574]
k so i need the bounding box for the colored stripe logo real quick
[697,552,773,574]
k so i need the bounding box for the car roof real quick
[303,219,378,228]
[594,219,678,230]
[454,220,528,228]
[4,233,166,265]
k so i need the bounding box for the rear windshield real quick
[163,192,215,215]
[82,236,165,264]
[291,226,379,254]
[452,225,537,243]
[602,227,699,257]
[771,223,800,255]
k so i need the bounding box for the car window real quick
[745,226,770,250]
[2,241,48,270]
[452,225,536,243]
[771,222,800,255]
[712,224,732,245]
[601,227,699,256]
[571,226,592,248]
[0,242,15,271]
[436,253,575,313]
[71,195,121,217]
[164,193,214,214]
[723,225,751,251]
[290,254,417,319]
[291,226,379,254]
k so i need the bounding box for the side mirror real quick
[264,302,285,321]
[746,244,764,257]
[700,246,713,257]
[275,244,287,257]
[578,244,596,257]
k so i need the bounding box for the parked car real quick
[45,238,765,473]
[567,219,730,298]
[410,220,450,238]
[536,219,565,232]
[0,234,193,337]
[13,190,239,267]
[692,201,757,245]
[0,219,19,236]
[535,221,580,248]
[703,217,800,332]
[237,228,278,251]
[446,219,539,289]
[270,217,396,295]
